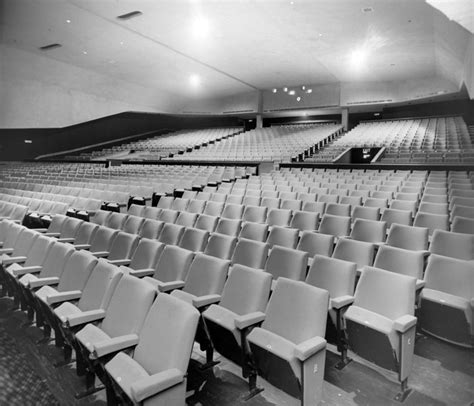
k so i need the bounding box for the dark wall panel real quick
[0,112,243,161]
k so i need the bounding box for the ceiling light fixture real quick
[192,16,210,38]
[117,11,143,20]
[66,19,71,23]
[190,74,201,87]
[350,47,368,70]
[283,87,288,92]
[272,88,277,93]
[296,96,301,101]
[39,43,62,51]
[288,90,295,95]
[301,86,306,90]
[83,51,88,55]
[306,89,312,93]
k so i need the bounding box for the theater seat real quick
[231,238,269,269]
[33,250,98,339]
[451,216,474,235]
[215,218,242,237]
[203,264,272,371]
[343,267,417,401]
[413,212,449,236]
[264,246,307,288]
[429,230,474,261]
[179,227,209,252]
[373,245,425,291]
[76,226,118,257]
[332,238,375,274]
[71,274,156,396]
[157,223,185,245]
[46,259,123,352]
[104,292,199,405]
[242,205,268,223]
[138,219,164,239]
[119,238,164,276]
[170,253,230,311]
[246,278,328,405]
[349,219,387,244]
[266,226,299,249]
[239,222,269,242]
[386,223,429,252]
[204,233,237,260]
[296,231,334,266]
[419,254,474,347]
[141,245,194,292]
[104,232,139,265]
[305,255,356,363]
[318,214,351,239]
[2,234,54,300]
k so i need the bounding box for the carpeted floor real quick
[0,323,59,406]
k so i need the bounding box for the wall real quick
[0,112,243,161]
[0,45,185,128]
[180,91,258,115]
[464,35,474,99]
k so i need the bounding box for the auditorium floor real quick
[0,296,472,406]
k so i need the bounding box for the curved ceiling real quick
[1,0,472,100]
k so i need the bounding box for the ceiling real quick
[1,0,472,101]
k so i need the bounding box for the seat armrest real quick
[394,315,417,333]
[415,279,425,291]
[192,294,221,309]
[33,228,48,233]
[421,250,430,258]
[57,237,75,243]
[235,311,266,330]
[44,232,60,237]
[130,368,184,403]
[330,295,355,310]
[64,309,106,327]
[92,251,109,258]
[144,278,185,292]
[128,268,155,278]
[91,334,139,359]
[294,336,326,361]
[12,265,43,276]
[0,248,14,255]
[107,259,131,266]
[2,256,27,265]
[74,244,91,250]
[28,276,60,288]
[46,290,82,305]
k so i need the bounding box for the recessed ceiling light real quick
[192,16,210,38]
[66,19,71,23]
[290,1,294,4]
[283,87,288,92]
[272,88,277,93]
[288,90,295,95]
[350,48,368,69]
[306,89,312,93]
[83,51,88,55]
[301,86,306,90]
[24,139,32,144]
[120,41,124,45]
[374,112,380,116]
[296,96,301,101]
[190,74,201,87]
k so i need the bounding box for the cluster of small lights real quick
[272,85,312,102]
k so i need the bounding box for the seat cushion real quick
[247,327,300,379]
[203,304,240,345]
[35,285,59,302]
[344,305,398,355]
[75,323,111,352]
[421,289,472,333]
[54,301,82,322]
[105,351,149,400]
